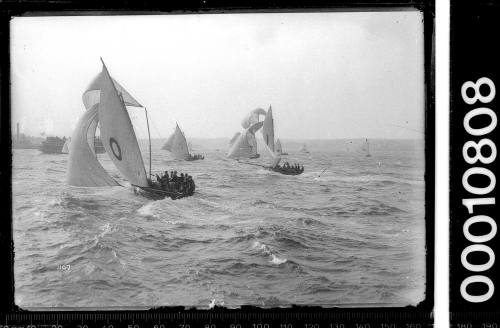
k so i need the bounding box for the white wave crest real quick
[137,202,159,218]
[253,241,287,265]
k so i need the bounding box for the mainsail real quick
[262,107,281,168]
[227,121,263,158]
[170,124,190,160]
[67,104,119,186]
[98,60,149,187]
[241,108,266,129]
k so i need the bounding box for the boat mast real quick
[145,107,152,180]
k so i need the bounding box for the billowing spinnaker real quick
[262,107,275,152]
[162,133,174,151]
[87,116,99,155]
[227,121,263,158]
[241,108,266,129]
[98,62,149,188]
[171,124,190,160]
[229,132,241,146]
[276,139,282,153]
[67,105,119,187]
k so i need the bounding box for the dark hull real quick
[133,185,191,200]
[186,157,204,161]
[266,167,303,176]
[39,143,64,154]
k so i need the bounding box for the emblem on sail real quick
[67,59,149,188]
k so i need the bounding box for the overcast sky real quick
[11,11,424,139]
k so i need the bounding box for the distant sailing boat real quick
[62,138,71,154]
[299,143,309,153]
[275,138,288,156]
[239,106,303,175]
[362,138,372,157]
[162,124,204,161]
[67,59,188,200]
[227,108,266,159]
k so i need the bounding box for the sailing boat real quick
[238,106,304,175]
[162,123,204,161]
[227,122,263,159]
[362,138,372,157]
[299,143,309,153]
[275,138,288,156]
[227,108,266,159]
[261,107,303,175]
[67,59,191,200]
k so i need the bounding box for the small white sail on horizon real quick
[299,143,309,153]
[362,138,372,157]
[62,138,71,154]
[275,139,282,154]
[227,121,263,159]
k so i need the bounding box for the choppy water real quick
[12,139,426,309]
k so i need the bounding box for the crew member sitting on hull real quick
[148,170,196,199]
[274,161,304,174]
[187,154,204,161]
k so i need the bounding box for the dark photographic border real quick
[450,0,500,325]
[1,0,435,326]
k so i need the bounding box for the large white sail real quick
[262,107,281,168]
[227,121,263,158]
[170,124,190,160]
[241,108,266,129]
[162,133,175,151]
[67,104,119,187]
[98,60,149,188]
